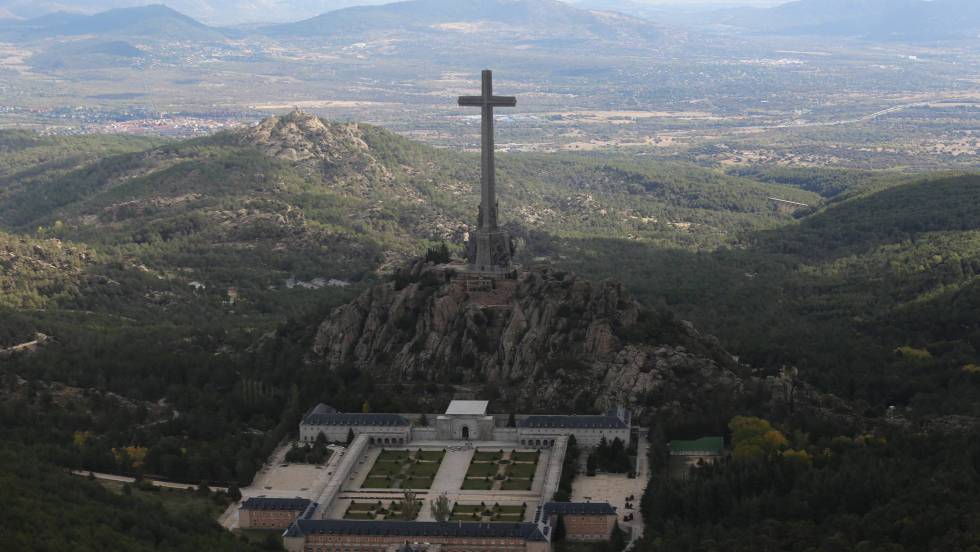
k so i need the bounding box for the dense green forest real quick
[640,415,980,551]
[0,443,266,551]
[2,119,980,548]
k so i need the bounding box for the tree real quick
[226,483,242,502]
[346,428,355,445]
[401,490,420,520]
[729,416,787,461]
[610,521,627,551]
[261,532,282,551]
[430,493,451,522]
[425,243,451,264]
[586,452,597,476]
[507,413,516,427]
[417,413,429,427]
[552,514,566,542]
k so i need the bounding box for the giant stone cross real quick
[459,69,516,273]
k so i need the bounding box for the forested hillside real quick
[555,172,980,419]
[0,113,818,491]
[2,115,980,549]
[0,444,264,551]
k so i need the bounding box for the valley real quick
[0,5,979,172]
[1,0,980,550]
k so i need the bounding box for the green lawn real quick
[496,505,526,515]
[409,462,440,477]
[461,478,493,491]
[365,449,445,489]
[377,450,411,462]
[472,450,503,462]
[501,479,533,491]
[465,462,500,478]
[506,462,537,479]
[511,451,540,463]
[344,500,420,520]
[450,503,527,522]
[362,477,393,489]
[401,477,434,489]
[451,504,483,514]
[367,463,403,477]
[417,450,446,462]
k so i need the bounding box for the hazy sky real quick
[627,0,785,6]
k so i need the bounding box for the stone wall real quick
[312,434,370,518]
[492,427,518,441]
[410,427,438,441]
[551,514,616,542]
[539,436,568,503]
[240,508,304,530]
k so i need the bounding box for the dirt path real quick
[71,470,228,493]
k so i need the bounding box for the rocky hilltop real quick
[312,259,753,419]
[238,111,391,184]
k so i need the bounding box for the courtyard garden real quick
[343,496,423,521]
[449,502,527,522]
[462,449,539,492]
[361,448,446,490]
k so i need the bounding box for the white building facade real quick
[299,404,411,445]
[298,402,631,449]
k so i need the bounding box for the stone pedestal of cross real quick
[459,69,516,273]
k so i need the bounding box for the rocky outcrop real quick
[312,260,753,419]
[239,110,392,185]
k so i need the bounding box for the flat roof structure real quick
[519,415,627,429]
[445,400,489,416]
[242,497,312,511]
[543,502,616,516]
[302,412,410,427]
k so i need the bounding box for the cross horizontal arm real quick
[458,96,518,107]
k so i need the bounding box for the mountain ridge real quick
[256,0,659,43]
[0,4,228,41]
[706,0,980,40]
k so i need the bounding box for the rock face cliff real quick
[312,260,750,419]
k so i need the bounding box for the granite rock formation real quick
[312,260,763,420]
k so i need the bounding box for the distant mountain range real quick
[6,0,980,42]
[705,0,980,40]
[0,0,661,50]
[257,0,658,43]
[0,4,226,41]
[0,0,393,25]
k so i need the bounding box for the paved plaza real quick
[220,441,343,530]
[570,433,648,542]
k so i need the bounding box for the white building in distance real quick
[299,400,630,449]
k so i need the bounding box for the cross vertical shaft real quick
[459,70,517,232]
[481,70,496,230]
[458,69,517,272]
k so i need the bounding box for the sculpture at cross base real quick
[458,69,516,274]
